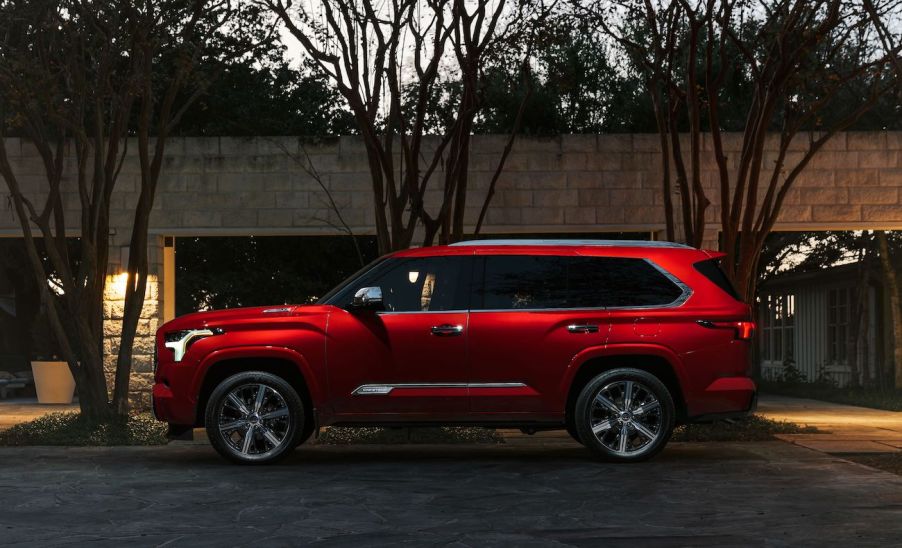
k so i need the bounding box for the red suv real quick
[153,240,756,464]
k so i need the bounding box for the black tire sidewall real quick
[205,371,305,465]
[574,368,675,462]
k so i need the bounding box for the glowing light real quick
[408,271,419,283]
[106,272,130,300]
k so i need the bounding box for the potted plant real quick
[30,354,76,404]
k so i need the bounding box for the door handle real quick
[431,324,464,336]
[567,324,599,334]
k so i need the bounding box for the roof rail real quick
[449,239,694,249]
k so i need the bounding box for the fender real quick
[559,343,689,401]
[190,345,324,406]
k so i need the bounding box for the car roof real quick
[450,239,692,249]
[390,239,704,259]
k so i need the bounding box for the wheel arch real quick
[193,347,320,427]
[563,346,688,425]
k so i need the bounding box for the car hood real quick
[159,304,332,334]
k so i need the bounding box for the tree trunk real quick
[876,231,902,389]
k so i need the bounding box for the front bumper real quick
[152,381,196,426]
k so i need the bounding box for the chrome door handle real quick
[567,324,599,334]
[431,324,464,336]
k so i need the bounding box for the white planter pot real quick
[30,361,76,404]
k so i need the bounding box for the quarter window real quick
[474,255,684,310]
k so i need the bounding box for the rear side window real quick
[694,259,742,302]
[474,255,684,310]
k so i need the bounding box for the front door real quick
[326,255,473,419]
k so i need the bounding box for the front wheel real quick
[574,368,675,462]
[205,371,306,465]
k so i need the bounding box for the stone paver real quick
[759,394,902,454]
[0,441,901,546]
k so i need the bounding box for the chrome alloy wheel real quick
[589,380,663,456]
[216,383,291,459]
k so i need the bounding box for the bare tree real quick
[264,0,547,254]
[0,0,267,419]
[586,0,901,300]
[877,231,902,389]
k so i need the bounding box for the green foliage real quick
[758,230,902,283]
[175,235,379,315]
[175,59,356,137]
[476,16,654,135]
[780,359,807,384]
[0,412,167,446]
[672,414,818,442]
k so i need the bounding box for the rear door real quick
[466,252,610,416]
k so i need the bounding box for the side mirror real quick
[350,286,383,310]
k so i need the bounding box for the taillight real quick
[697,320,755,340]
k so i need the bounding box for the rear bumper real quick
[686,376,757,422]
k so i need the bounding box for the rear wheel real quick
[574,368,675,462]
[205,371,306,465]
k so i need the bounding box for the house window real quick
[827,288,850,364]
[760,293,795,363]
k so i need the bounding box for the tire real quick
[566,420,584,445]
[205,371,306,465]
[574,368,675,462]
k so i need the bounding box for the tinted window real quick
[694,259,742,301]
[475,255,683,310]
[335,256,469,312]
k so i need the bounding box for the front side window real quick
[473,255,684,310]
[330,256,469,312]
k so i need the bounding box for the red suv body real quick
[153,240,756,464]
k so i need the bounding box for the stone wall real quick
[1,132,901,406]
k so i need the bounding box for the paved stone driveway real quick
[759,394,902,454]
[1,441,901,546]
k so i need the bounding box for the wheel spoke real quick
[253,384,267,413]
[592,419,614,435]
[259,426,282,447]
[219,419,246,432]
[623,381,634,410]
[227,393,250,416]
[262,407,289,420]
[633,401,660,416]
[632,421,657,441]
[241,424,255,454]
[595,393,621,413]
[618,424,629,453]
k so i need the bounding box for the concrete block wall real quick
[1,131,901,406]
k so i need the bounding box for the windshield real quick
[316,256,387,305]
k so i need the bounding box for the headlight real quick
[163,328,223,362]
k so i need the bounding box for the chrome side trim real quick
[164,329,215,362]
[352,382,527,395]
[375,309,469,315]
[262,307,293,314]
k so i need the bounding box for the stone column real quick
[101,235,165,411]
